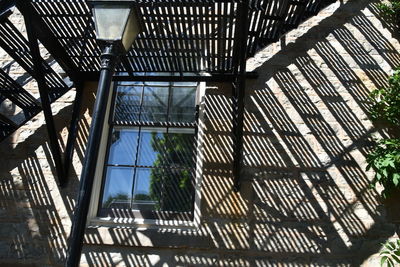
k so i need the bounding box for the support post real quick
[60,15,92,186]
[61,83,84,187]
[232,0,249,191]
[65,45,118,267]
[24,11,65,184]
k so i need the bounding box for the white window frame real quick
[87,81,206,229]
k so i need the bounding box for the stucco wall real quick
[0,0,399,266]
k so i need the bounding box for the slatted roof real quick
[29,0,332,74]
[0,0,334,142]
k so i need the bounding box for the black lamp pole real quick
[65,44,119,267]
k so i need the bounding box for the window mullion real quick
[166,78,173,126]
[129,83,145,209]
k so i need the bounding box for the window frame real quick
[87,81,205,229]
[98,126,197,222]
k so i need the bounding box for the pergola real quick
[0,0,334,266]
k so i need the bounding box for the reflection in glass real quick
[150,167,194,212]
[114,85,142,122]
[133,168,152,201]
[164,130,196,167]
[148,129,195,212]
[141,86,168,122]
[169,87,196,122]
[107,128,139,165]
[137,128,166,167]
[102,167,134,209]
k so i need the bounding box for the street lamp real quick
[65,1,141,267]
[90,0,140,53]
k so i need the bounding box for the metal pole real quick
[232,0,249,192]
[65,44,118,267]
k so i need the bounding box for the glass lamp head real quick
[87,0,141,53]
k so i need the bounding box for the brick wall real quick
[0,0,399,266]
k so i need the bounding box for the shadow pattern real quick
[0,0,400,266]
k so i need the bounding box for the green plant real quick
[377,0,400,16]
[367,139,400,199]
[367,67,400,199]
[369,68,400,126]
[380,239,400,267]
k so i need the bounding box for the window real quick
[90,80,203,225]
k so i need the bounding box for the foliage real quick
[367,67,400,199]
[369,68,400,126]
[149,132,194,212]
[367,139,400,199]
[380,239,400,267]
[377,0,400,16]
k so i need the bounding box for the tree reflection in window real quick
[149,130,195,213]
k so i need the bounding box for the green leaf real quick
[392,254,400,263]
[387,258,394,267]
[388,161,395,168]
[393,173,400,186]
[386,242,395,251]
[394,176,399,186]
[381,256,388,267]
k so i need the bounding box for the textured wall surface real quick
[0,0,400,266]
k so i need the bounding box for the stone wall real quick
[0,0,399,266]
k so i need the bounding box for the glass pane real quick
[94,7,130,40]
[151,168,194,212]
[169,86,197,123]
[137,128,166,166]
[114,85,142,122]
[101,167,134,209]
[129,167,195,213]
[164,129,196,167]
[107,128,139,165]
[141,86,168,122]
[132,168,154,203]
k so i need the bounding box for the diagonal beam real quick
[23,4,65,185]
[0,68,41,117]
[16,1,85,186]
[0,113,17,139]
[16,1,81,85]
[0,13,69,102]
[0,113,17,128]
[0,0,15,17]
